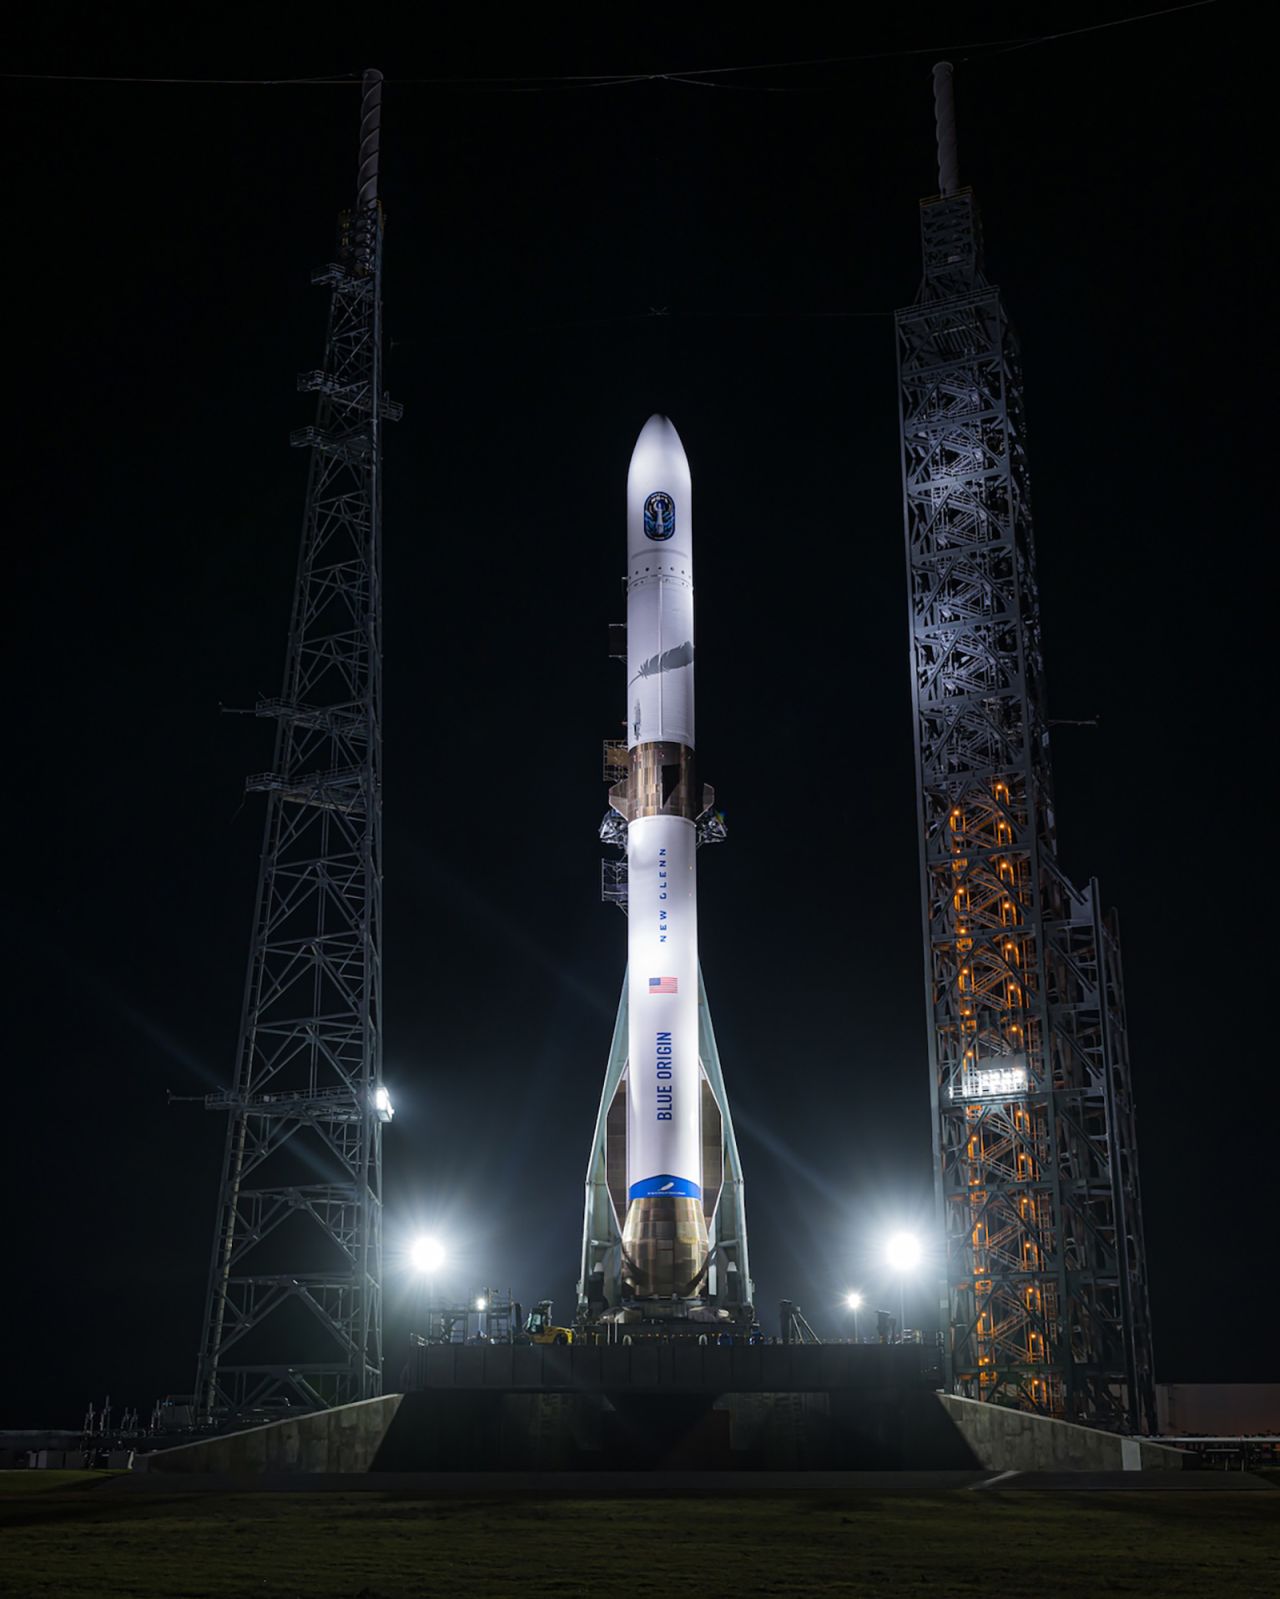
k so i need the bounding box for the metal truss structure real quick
[895,65,1154,1431]
[195,72,399,1418]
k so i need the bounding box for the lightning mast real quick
[195,70,399,1418]
[896,64,1155,1429]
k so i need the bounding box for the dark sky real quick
[8,5,1265,1426]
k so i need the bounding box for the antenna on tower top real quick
[932,61,960,196]
[357,68,383,209]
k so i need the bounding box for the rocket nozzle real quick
[620,1194,710,1301]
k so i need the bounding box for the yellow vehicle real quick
[524,1300,574,1345]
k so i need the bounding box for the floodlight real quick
[410,1235,445,1274]
[885,1231,922,1272]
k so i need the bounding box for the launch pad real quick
[403,1340,940,1396]
[142,1348,1187,1475]
[178,57,1157,1459]
[393,1343,946,1472]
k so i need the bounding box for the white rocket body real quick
[626,418,695,755]
[581,417,750,1314]
[623,417,703,1230]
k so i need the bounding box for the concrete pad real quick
[972,1469,1276,1492]
[108,1469,992,1496]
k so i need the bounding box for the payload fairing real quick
[578,417,752,1320]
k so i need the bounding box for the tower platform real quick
[402,1340,938,1396]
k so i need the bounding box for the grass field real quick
[0,1475,1275,1598]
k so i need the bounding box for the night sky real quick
[9,5,1265,1426]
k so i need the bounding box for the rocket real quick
[606,415,710,1301]
[580,412,751,1322]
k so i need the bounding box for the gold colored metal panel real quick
[608,742,697,822]
[620,1195,709,1300]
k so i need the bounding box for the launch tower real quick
[896,65,1155,1429]
[194,71,398,1418]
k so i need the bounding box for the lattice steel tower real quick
[195,70,399,1418]
[896,64,1154,1430]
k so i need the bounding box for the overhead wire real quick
[647,0,1220,88]
[2,3,1219,91]
[1,71,359,85]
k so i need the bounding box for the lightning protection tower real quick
[896,64,1155,1430]
[195,70,399,1418]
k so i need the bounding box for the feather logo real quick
[632,640,694,683]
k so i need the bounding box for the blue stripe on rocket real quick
[627,1174,702,1201]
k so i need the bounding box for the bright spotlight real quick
[885,1231,922,1272]
[374,1084,394,1123]
[475,1296,487,1312]
[409,1235,445,1274]
[845,1290,864,1311]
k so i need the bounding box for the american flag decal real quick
[649,976,678,995]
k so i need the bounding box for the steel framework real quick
[896,65,1155,1430]
[195,71,399,1418]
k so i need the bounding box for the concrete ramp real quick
[142,1395,402,1474]
[937,1395,1186,1471]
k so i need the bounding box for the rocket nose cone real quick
[631,413,687,467]
[627,413,692,560]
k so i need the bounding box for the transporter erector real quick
[578,416,753,1326]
